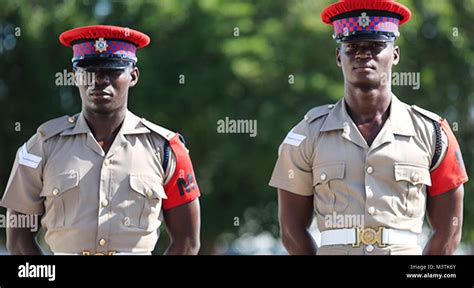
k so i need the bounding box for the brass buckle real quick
[82,250,116,255]
[353,227,386,248]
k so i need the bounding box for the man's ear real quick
[336,46,342,67]
[393,45,400,66]
[129,66,139,87]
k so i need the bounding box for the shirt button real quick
[411,173,419,182]
[101,199,109,208]
[368,206,375,215]
[366,244,374,253]
[103,159,110,166]
[52,188,59,196]
[98,238,106,246]
[328,104,335,109]
[145,189,153,199]
[320,173,327,181]
[366,166,374,174]
[67,116,76,124]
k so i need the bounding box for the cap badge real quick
[94,38,108,53]
[358,12,371,28]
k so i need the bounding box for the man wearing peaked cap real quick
[270,0,468,255]
[2,25,201,255]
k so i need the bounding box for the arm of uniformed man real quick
[163,199,200,255]
[278,190,317,254]
[161,135,201,255]
[6,210,44,255]
[269,122,318,255]
[1,134,46,255]
[424,185,463,255]
[424,120,468,255]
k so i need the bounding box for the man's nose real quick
[93,71,110,86]
[355,46,372,59]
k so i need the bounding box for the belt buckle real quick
[82,250,116,255]
[353,227,386,248]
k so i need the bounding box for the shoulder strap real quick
[37,115,77,141]
[304,104,333,123]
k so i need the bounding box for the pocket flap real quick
[130,174,168,199]
[394,163,431,186]
[313,162,345,185]
[40,170,79,197]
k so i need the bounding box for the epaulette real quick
[37,114,78,141]
[140,118,176,141]
[304,104,334,123]
[411,105,442,122]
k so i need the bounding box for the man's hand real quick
[278,189,317,255]
[163,199,201,255]
[6,209,43,255]
[423,184,464,255]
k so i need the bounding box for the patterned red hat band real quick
[333,13,400,41]
[72,38,137,62]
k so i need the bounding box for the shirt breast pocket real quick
[313,162,348,214]
[128,174,168,231]
[40,171,80,229]
[393,163,431,218]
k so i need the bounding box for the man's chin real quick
[87,104,117,115]
[350,79,382,90]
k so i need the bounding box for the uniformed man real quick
[269,0,468,255]
[1,25,201,255]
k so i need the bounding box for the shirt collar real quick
[320,94,416,137]
[60,110,151,136]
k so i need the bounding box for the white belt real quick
[54,252,152,255]
[320,227,418,247]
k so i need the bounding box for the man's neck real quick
[343,85,392,124]
[83,108,126,142]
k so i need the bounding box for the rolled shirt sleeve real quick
[269,120,314,196]
[1,134,45,215]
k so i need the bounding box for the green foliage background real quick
[1,0,473,254]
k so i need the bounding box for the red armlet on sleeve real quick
[428,119,468,196]
[162,134,200,210]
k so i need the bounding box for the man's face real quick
[336,40,399,89]
[75,66,139,115]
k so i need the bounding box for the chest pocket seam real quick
[40,171,79,229]
[394,163,431,186]
[40,171,79,197]
[129,174,167,230]
[312,162,347,214]
[394,163,430,218]
[130,174,168,199]
[313,162,345,186]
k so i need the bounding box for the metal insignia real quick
[358,12,371,28]
[94,38,108,53]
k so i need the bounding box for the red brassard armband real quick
[162,134,200,210]
[428,119,468,196]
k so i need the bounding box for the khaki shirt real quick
[1,110,180,254]
[269,95,447,255]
